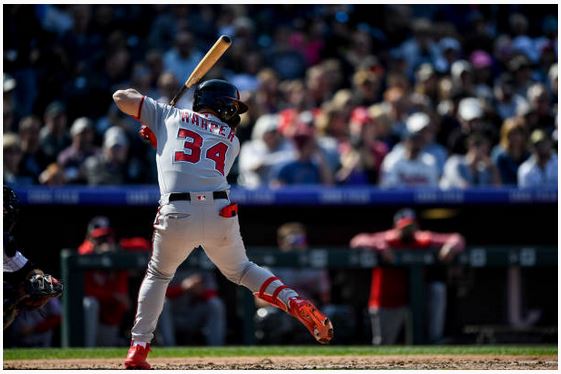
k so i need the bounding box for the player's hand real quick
[181,274,204,293]
[438,244,455,263]
[139,125,157,149]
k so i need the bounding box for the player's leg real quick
[126,204,199,369]
[427,281,446,343]
[202,297,226,346]
[202,202,333,344]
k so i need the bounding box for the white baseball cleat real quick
[288,297,334,344]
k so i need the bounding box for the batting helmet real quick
[4,186,19,233]
[192,79,248,126]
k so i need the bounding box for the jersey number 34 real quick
[174,129,228,175]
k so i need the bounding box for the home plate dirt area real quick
[4,354,558,370]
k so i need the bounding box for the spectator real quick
[18,116,49,183]
[156,71,190,109]
[336,107,389,185]
[508,55,535,99]
[399,18,439,76]
[384,112,448,176]
[238,114,295,188]
[4,133,33,186]
[470,50,494,102]
[494,74,528,121]
[441,133,500,189]
[450,60,475,98]
[57,117,99,184]
[78,216,131,347]
[380,114,440,188]
[271,125,334,186]
[414,63,439,107]
[6,298,62,347]
[492,117,530,186]
[350,208,465,345]
[518,129,557,188]
[448,97,496,155]
[524,83,556,135]
[39,101,70,165]
[434,37,461,74]
[162,266,226,346]
[83,126,139,185]
[163,31,203,86]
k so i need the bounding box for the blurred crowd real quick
[4,4,558,189]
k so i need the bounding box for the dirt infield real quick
[4,354,558,370]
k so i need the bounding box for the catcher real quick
[3,186,63,330]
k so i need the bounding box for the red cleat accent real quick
[124,343,151,370]
[288,297,334,344]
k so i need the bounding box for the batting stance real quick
[113,80,333,369]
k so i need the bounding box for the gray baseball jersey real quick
[139,96,240,193]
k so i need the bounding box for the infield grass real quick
[3,345,557,361]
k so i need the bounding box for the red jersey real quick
[350,229,464,308]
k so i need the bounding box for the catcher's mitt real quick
[4,270,63,330]
[22,272,64,310]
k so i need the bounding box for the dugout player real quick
[350,208,465,345]
[113,79,333,369]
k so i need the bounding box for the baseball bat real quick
[169,35,232,107]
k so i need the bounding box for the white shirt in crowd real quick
[380,150,440,188]
[517,154,558,188]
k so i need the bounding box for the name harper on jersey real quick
[180,110,235,142]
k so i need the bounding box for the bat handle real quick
[169,85,188,107]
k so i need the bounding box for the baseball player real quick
[113,79,333,369]
[3,186,63,330]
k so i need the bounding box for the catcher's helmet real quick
[4,186,19,233]
[193,79,248,126]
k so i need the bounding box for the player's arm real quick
[349,232,395,262]
[113,89,158,148]
[112,89,144,118]
[429,232,465,263]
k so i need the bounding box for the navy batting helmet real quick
[192,79,248,126]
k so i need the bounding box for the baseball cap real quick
[3,73,16,92]
[87,216,111,237]
[104,126,129,149]
[393,208,416,229]
[451,60,472,79]
[405,112,430,135]
[440,37,461,52]
[416,63,435,83]
[45,101,66,117]
[530,129,548,145]
[512,36,538,63]
[458,97,483,122]
[70,117,93,137]
[251,114,279,140]
[470,50,493,69]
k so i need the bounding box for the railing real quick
[60,246,558,347]
[13,185,558,206]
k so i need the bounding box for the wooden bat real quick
[169,35,232,107]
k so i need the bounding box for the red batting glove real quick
[139,125,157,149]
